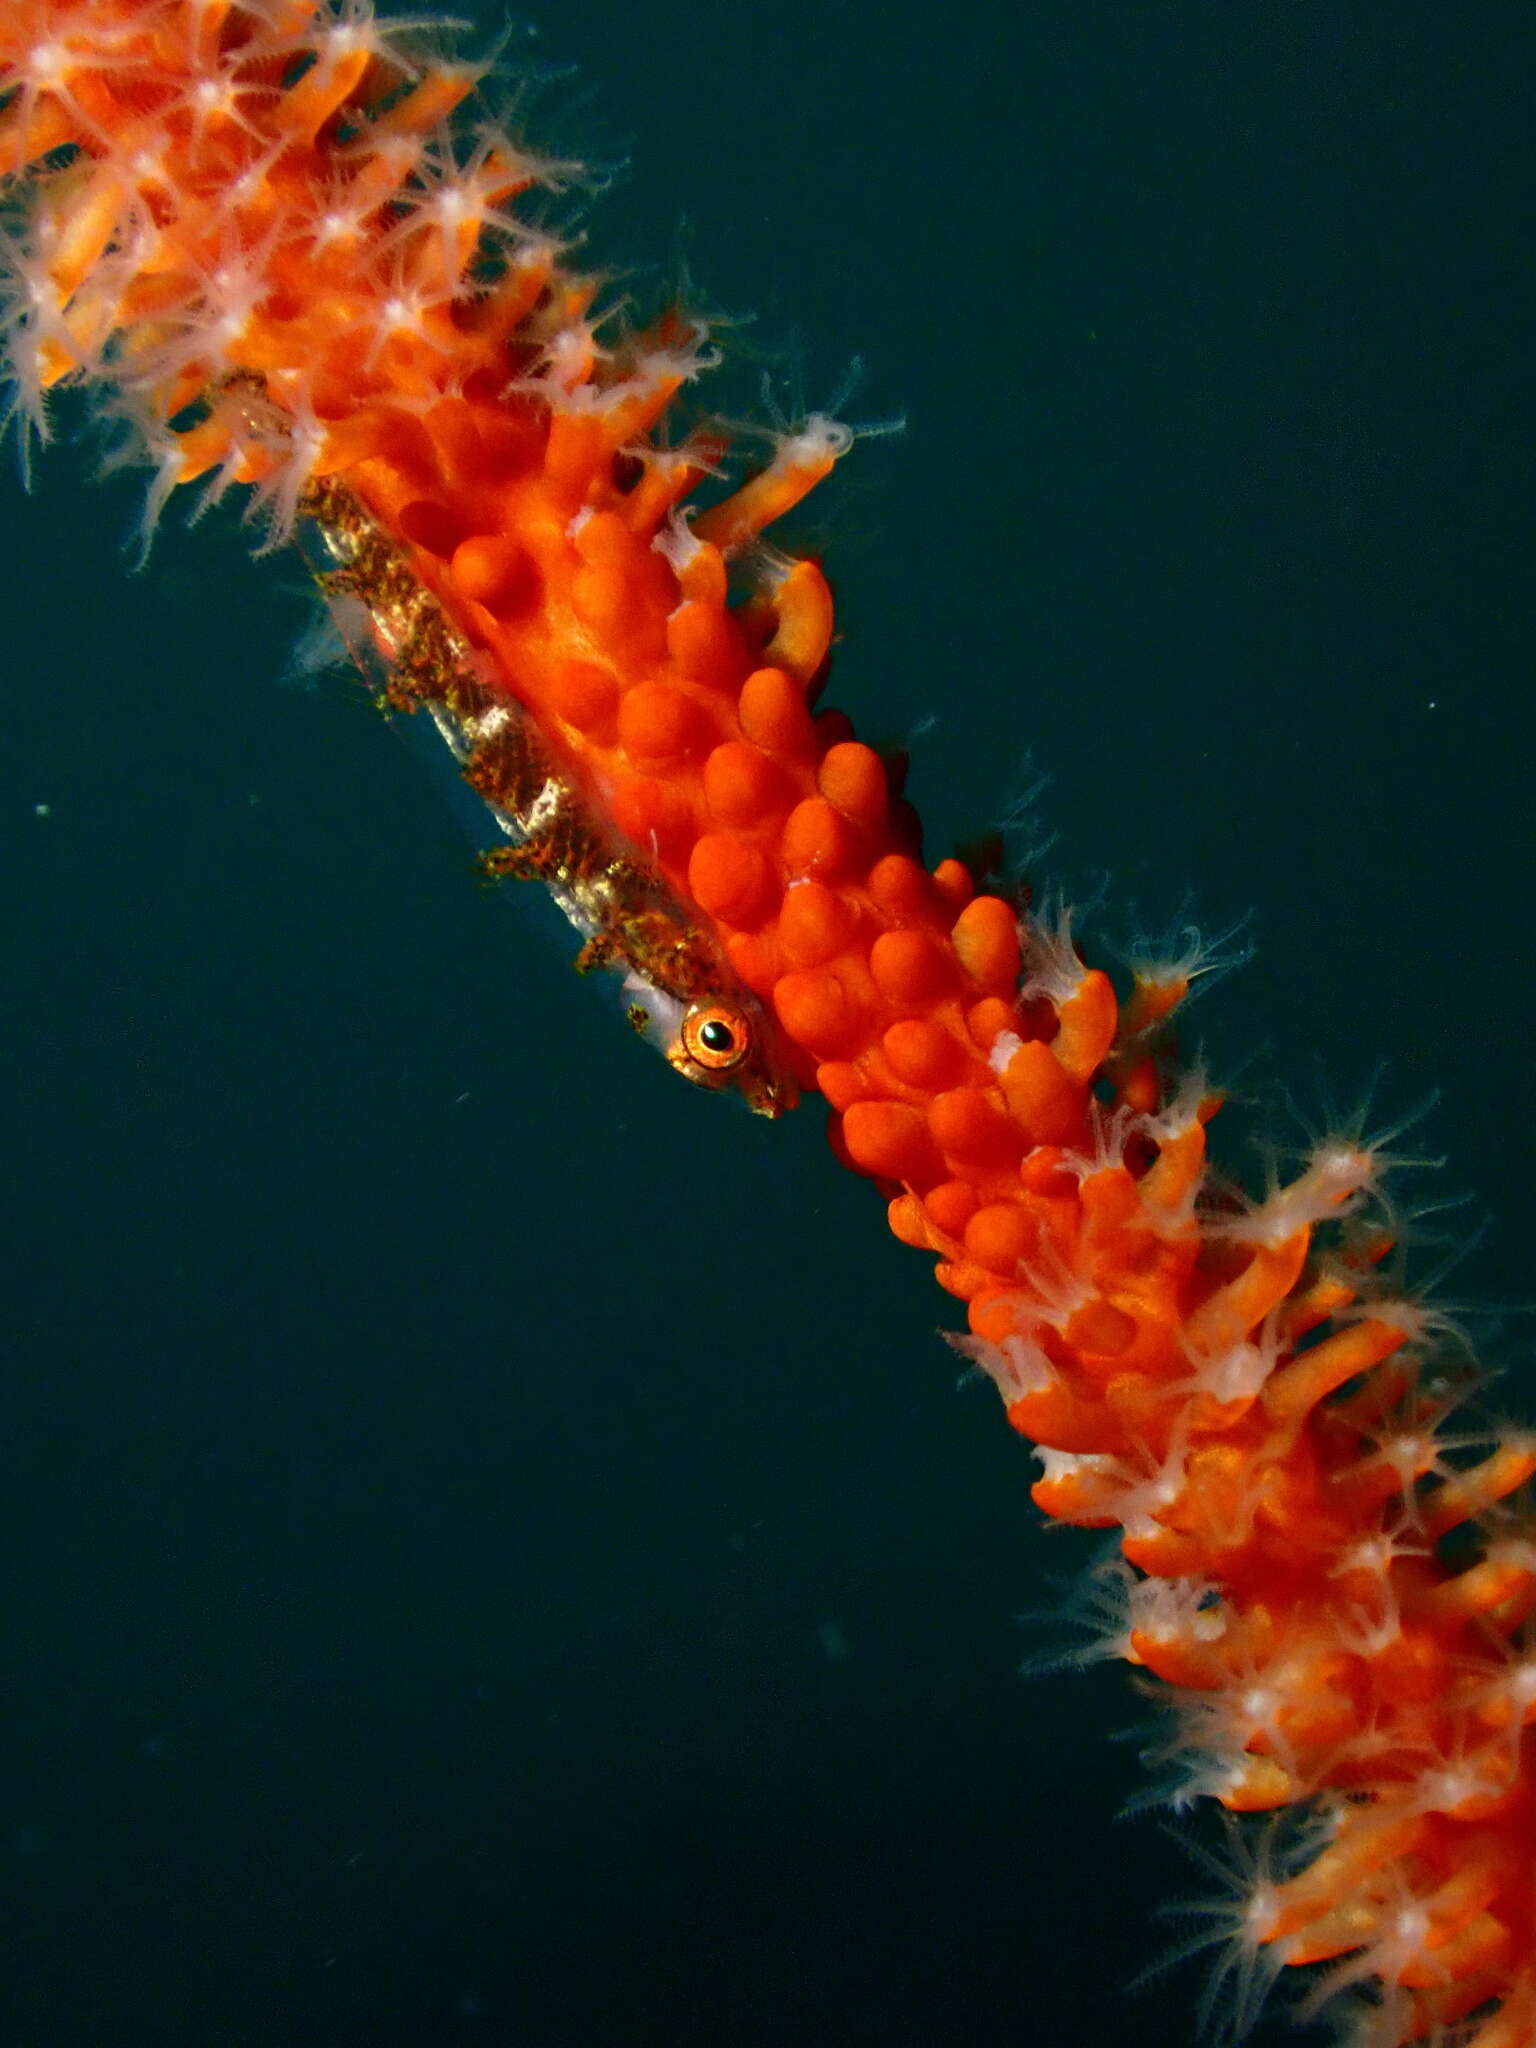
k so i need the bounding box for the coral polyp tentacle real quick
[2,5,1531,2042]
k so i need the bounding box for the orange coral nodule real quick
[778,879,860,969]
[997,1037,1086,1146]
[665,598,745,683]
[607,777,696,864]
[450,534,539,621]
[818,741,888,832]
[951,893,1022,993]
[780,795,865,882]
[888,1192,938,1248]
[963,1201,1039,1274]
[738,665,818,761]
[881,1017,968,1091]
[545,658,621,742]
[924,1180,980,1241]
[725,929,782,999]
[687,835,778,930]
[927,1086,1027,1172]
[701,739,791,829]
[839,1098,943,1188]
[772,966,867,1060]
[931,858,975,913]
[867,852,938,920]
[617,678,714,767]
[868,927,954,1007]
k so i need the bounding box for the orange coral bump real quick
[3,5,1532,2039]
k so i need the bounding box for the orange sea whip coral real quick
[3,4,1533,2038]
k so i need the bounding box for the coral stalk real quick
[3,5,1532,2037]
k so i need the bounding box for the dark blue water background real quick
[4,3,1534,2042]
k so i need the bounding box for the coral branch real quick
[3,5,1530,2038]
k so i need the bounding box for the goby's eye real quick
[682,1004,750,1072]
